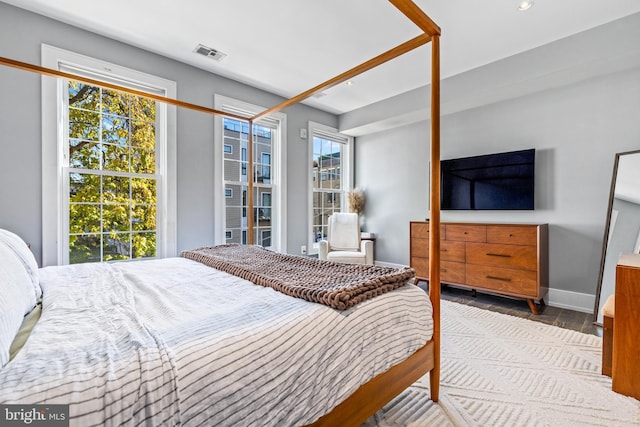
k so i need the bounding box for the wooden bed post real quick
[429,33,441,403]
[247,119,255,245]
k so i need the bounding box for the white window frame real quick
[224,144,233,154]
[213,95,287,252]
[225,188,233,198]
[307,121,353,255]
[41,45,177,266]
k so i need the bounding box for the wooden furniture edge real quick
[612,257,640,399]
[305,340,435,427]
[602,314,613,377]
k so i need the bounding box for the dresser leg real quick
[527,299,539,314]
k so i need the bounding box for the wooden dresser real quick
[612,254,640,400]
[410,221,548,313]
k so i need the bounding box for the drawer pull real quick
[486,275,512,282]
[440,268,447,272]
[441,249,447,252]
[486,253,511,258]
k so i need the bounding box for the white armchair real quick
[318,213,373,265]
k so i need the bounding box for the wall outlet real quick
[301,245,307,255]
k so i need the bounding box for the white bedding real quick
[0,257,433,426]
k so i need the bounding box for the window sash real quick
[64,81,160,263]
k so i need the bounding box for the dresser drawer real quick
[411,222,429,238]
[410,222,445,239]
[441,260,465,284]
[410,238,429,258]
[410,239,464,261]
[410,258,465,284]
[411,256,429,278]
[441,240,465,262]
[487,225,537,246]
[466,242,537,271]
[466,264,537,297]
[445,224,486,242]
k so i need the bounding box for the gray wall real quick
[0,2,337,264]
[355,66,640,302]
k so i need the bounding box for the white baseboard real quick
[377,260,596,315]
[374,260,407,269]
[545,288,596,314]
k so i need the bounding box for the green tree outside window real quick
[68,81,157,263]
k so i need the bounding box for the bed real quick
[1,231,433,426]
[0,1,442,425]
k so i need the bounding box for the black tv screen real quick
[440,149,535,210]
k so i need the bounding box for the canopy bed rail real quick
[0,0,441,423]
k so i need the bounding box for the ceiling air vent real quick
[194,44,227,62]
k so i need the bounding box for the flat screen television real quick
[440,148,535,210]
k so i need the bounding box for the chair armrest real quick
[319,240,329,260]
[361,240,374,265]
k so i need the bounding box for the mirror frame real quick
[593,149,640,323]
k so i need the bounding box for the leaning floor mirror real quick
[594,149,640,324]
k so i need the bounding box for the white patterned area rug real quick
[364,300,640,426]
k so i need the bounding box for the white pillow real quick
[0,241,38,368]
[0,229,41,301]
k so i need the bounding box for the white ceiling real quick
[4,0,640,114]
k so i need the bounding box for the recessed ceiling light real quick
[517,0,534,11]
[346,81,354,86]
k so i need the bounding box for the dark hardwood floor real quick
[418,283,602,337]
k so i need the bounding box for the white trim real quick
[374,261,403,268]
[545,288,596,314]
[41,44,177,266]
[213,95,287,252]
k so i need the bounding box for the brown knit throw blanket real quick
[181,244,415,310]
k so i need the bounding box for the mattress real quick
[0,257,433,426]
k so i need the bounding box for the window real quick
[260,230,271,248]
[225,188,233,198]
[224,144,233,154]
[308,122,353,253]
[261,192,272,223]
[67,83,157,263]
[225,230,233,240]
[214,95,287,252]
[223,118,275,247]
[241,148,247,177]
[261,153,271,182]
[42,45,177,266]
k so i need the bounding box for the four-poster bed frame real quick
[0,0,441,425]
